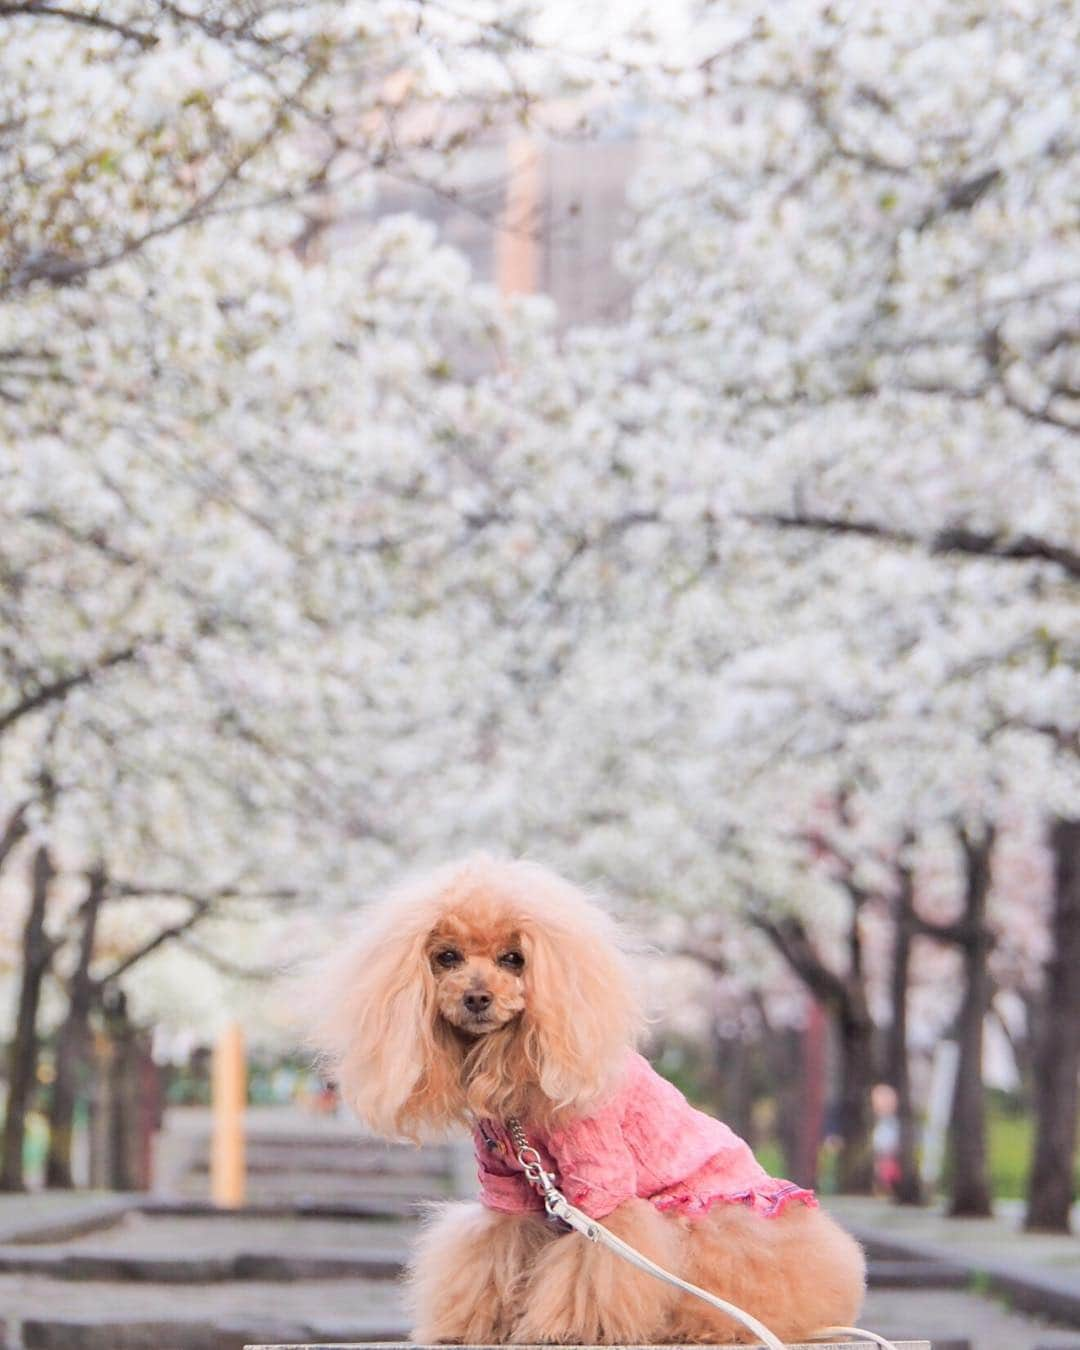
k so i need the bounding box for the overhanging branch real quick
[0,645,141,735]
[741,512,1080,580]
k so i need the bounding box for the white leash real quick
[507,1119,898,1350]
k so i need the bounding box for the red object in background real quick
[138,1047,162,1190]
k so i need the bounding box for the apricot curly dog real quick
[310,855,865,1344]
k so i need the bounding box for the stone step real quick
[0,1244,405,1282]
[866,1260,970,1289]
[190,1148,451,1179]
[139,1197,416,1222]
[0,1196,134,1246]
[21,1315,409,1350]
[0,1246,965,1289]
[853,1226,1080,1328]
[196,1174,447,1203]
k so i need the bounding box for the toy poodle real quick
[310,855,866,1345]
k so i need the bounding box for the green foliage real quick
[754,1139,785,1178]
[988,1104,1032,1200]
[945,1095,1080,1201]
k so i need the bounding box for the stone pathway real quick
[4,1115,1079,1350]
[1,1109,426,1350]
[828,1197,1080,1278]
[828,1196,1080,1335]
[860,1286,1078,1350]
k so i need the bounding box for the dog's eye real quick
[435,949,462,968]
[498,951,525,971]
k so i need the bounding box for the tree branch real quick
[105,879,299,907]
[0,801,30,875]
[749,910,851,1009]
[97,903,209,984]
[0,3,157,47]
[0,644,140,735]
[741,512,1080,580]
[178,933,280,982]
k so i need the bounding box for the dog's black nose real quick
[464,990,492,1014]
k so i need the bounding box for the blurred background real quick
[0,1,1077,1348]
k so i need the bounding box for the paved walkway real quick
[3,1118,1079,1350]
[0,1192,133,1244]
[858,1287,1080,1350]
[828,1196,1080,1278]
[826,1195,1080,1345]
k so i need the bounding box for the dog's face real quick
[426,916,527,1037]
[310,855,639,1137]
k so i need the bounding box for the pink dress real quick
[474,1051,816,1222]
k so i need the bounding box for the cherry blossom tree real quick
[2,0,1076,1217]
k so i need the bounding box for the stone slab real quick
[243,1342,932,1350]
[0,1195,134,1246]
[23,1317,222,1350]
[192,1145,450,1179]
[231,1249,403,1281]
[982,1270,1080,1329]
[866,1261,970,1290]
[139,1197,417,1222]
[21,1316,409,1350]
[863,1286,1074,1350]
[849,1226,1080,1329]
[0,1243,404,1282]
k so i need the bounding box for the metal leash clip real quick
[506,1117,595,1235]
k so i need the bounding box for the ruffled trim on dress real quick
[653,1180,818,1219]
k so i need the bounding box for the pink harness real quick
[474,1051,816,1221]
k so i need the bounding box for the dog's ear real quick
[518,886,639,1116]
[303,885,462,1140]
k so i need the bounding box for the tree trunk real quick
[1025,819,1080,1233]
[102,989,146,1191]
[46,866,106,1189]
[836,992,876,1193]
[792,1000,827,1190]
[836,888,875,1195]
[714,1029,756,1146]
[0,845,55,1191]
[753,906,875,1193]
[763,1022,803,1179]
[887,864,924,1204]
[947,826,995,1218]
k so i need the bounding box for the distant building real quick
[353,132,639,324]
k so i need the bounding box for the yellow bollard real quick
[211,1022,246,1208]
[496,138,541,297]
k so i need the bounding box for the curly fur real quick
[307,853,865,1344]
[307,854,640,1139]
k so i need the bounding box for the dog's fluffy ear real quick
[302,874,461,1140]
[516,871,640,1117]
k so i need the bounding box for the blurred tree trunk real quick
[93,988,151,1191]
[714,1028,756,1146]
[946,824,996,1218]
[887,858,924,1204]
[1025,818,1080,1233]
[1,845,56,1191]
[46,866,106,1188]
[792,1000,827,1190]
[762,1019,803,1179]
[753,908,875,1193]
[105,990,135,1190]
[836,991,876,1193]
